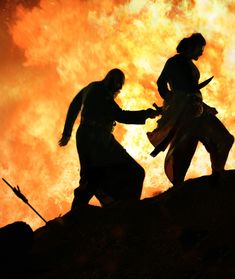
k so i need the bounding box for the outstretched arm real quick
[58,89,84,146]
[112,100,159,124]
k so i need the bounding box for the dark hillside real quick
[1,170,235,278]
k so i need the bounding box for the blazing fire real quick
[1,0,235,230]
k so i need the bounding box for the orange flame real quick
[1,0,235,230]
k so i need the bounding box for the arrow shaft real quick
[27,202,48,224]
[2,177,15,191]
[2,177,47,224]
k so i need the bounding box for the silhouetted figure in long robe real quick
[59,68,158,209]
[147,33,234,186]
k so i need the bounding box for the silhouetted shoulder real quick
[80,81,105,102]
[86,81,104,91]
[166,54,186,67]
[163,54,191,79]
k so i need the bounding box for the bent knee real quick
[229,133,234,146]
[225,133,234,150]
[131,163,145,183]
[139,166,145,181]
[219,133,234,155]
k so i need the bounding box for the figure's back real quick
[80,81,115,130]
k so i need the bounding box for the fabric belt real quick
[80,118,115,131]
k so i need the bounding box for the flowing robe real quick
[62,81,150,205]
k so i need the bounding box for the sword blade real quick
[198,76,214,89]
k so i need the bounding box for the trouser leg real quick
[199,114,234,173]
[100,155,145,202]
[73,133,145,208]
[71,166,100,210]
[165,135,198,186]
[163,107,202,186]
[116,159,145,200]
[72,160,145,209]
[71,183,94,209]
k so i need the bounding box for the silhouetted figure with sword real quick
[147,33,234,187]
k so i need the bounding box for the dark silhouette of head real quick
[103,68,125,97]
[176,33,206,60]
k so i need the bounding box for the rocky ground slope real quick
[1,170,235,278]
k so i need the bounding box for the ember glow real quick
[1,0,235,230]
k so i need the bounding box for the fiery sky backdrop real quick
[1,0,235,230]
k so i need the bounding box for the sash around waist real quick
[80,117,115,132]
